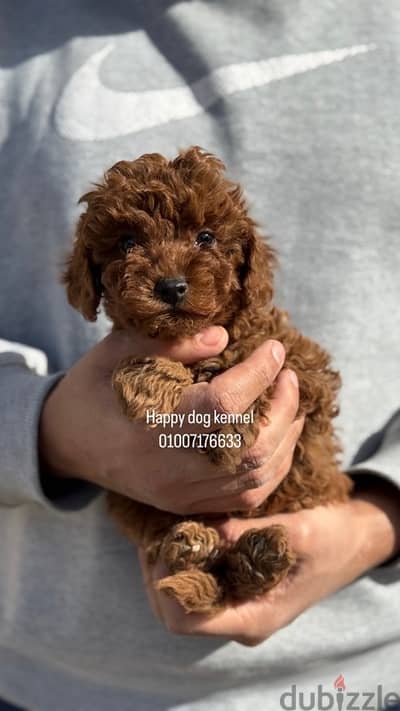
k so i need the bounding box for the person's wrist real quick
[348,474,400,570]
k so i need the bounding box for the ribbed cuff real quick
[349,410,400,493]
[348,411,400,570]
[0,352,100,512]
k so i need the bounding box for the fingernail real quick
[197,326,226,346]
[271,340,285,365]
[288,369,298,387]
[240,476,262,490]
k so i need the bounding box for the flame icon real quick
[334,674,346,690]
[334,675,346,711]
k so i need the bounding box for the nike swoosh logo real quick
[55,43,376,141]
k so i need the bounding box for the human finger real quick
[180,416,304,514]
[177,339,285,435]
[94,326,229,371]
[158,327,229,364]
[235,368,300,465]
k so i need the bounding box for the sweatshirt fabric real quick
[0,1,400,709]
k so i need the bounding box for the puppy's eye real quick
[195,231,215,247]
[120,234,138,252]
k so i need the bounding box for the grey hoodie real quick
[0,1,399,709]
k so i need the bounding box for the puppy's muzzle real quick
[155,277,188,306]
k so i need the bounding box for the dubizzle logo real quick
[334,675,346,710]
[280,673,400,710]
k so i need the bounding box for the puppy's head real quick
[63,146,276,338]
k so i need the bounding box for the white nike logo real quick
[55,43,376,141]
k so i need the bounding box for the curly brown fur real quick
[113,356,193,419]
[64,146,352,614]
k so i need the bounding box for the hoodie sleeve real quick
[0,339,100,511]
[348,409,400,569]
[349,410,400,494]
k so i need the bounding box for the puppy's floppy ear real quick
[62,213,102,322]
[240,223,277,309]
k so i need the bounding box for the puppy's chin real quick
[106,299,218,338]
[135,312,215,339]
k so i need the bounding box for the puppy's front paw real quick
[192,357,224,383]
[112,356,193,420]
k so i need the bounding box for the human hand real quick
[39,329,302,514]
[140,478,400,644]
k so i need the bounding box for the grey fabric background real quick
[0,1,399,709]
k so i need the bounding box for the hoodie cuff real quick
[0,346,100,512]
[348,410,400,570]
[349,410,400,494]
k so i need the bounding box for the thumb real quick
[159,326,229,364]
[91,326,229,370]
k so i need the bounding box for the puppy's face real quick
[64,147,275,338]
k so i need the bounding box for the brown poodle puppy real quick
[63,147,352,614]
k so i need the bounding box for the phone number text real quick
[158,433,242,449]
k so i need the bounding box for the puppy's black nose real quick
[155,277,188,306]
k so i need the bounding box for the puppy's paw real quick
[222,525,295,600]
[112,356,193,420]
[192,357,224,383]
[159,521,221,573]
[156,570,223,614]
